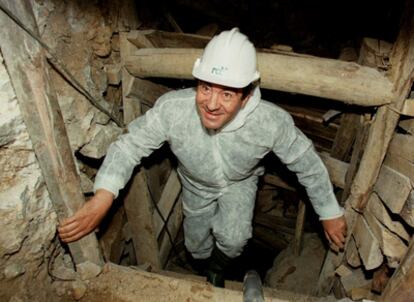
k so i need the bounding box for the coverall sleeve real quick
[93,97,170,198]
[272,113,344,220]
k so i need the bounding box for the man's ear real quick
[241,93,251,108]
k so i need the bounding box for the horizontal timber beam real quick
[125,48,393,107]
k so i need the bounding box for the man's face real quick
[196,81,250,130]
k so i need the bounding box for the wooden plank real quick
[0,0,103,277]
[125,77,171,108]
[388,133,414,163]
[352,215,383,270]
[374,165,412,214]
[366,193,410,241]
[346,236,362,268]
[363,210,407,264]
[153,169,182,238]
[124,48,394,107]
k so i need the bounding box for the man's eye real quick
[223,92,233,99]
[201,85,210,93]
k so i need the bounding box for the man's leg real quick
[181,188,217,260]
[208,178,258,287]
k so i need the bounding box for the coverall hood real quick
[220,85,261,133]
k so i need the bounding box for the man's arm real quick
[58,95,171,242]
[272,113,347,250]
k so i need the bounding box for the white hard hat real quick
[192,28,260,88]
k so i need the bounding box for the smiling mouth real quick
[203,109,222,119]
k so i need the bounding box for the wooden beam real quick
[125,48,393,107]
[0,1,103,278]
[120,33,161,269]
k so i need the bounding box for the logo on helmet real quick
[211,66,228,76]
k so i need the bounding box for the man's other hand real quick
[58,189,114,243]
[321,215,347,251]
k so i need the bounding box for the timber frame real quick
[1,0,414,300]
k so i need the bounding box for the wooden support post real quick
[294,200,306,256]
[330,113,361,161]
[0,1,103,277]
[120,32,161,269]
[125,48,393,107]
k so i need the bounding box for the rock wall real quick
[0,0,139,300]
[0,51,57,301]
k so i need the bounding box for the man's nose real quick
[206,91,220,111]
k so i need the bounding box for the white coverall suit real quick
[94,86,344,259]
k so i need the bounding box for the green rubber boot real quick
[206,246,233,288]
